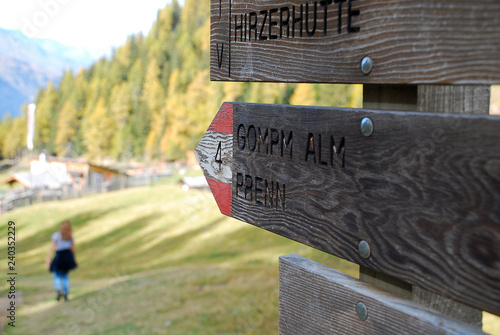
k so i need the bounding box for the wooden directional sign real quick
[279,255,484,335]
[210,0,500,84]
[195,102,500,315]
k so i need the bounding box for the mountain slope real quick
[0,175,356,334]
[0,28,94,118]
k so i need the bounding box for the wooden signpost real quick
[279,254,484,335]
[195,101,500,316]
[201,0,500,333]
[211,0,500,84]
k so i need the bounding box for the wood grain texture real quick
[413,286,483,329]
[195,131,233,185]
[413,85,489,325]
[363,84,487,326]
[195,102,234,186]
[417,86,491,115]
[203,102,500,314]
[279,254,484,335]
[211,0,500,84]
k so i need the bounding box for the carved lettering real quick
[237,124,293,158]
[245,174,253,201]
[334,0,346,34]
[306,132,345,168]
[255,176,264,205]
[305,2,318,37]
[270,128,280,155]
[258,127,269,154]
[237,124,246,150]
[269,8,278,40]
[259,10,268,40]
[215,141,223,164]
[320,0,333,35]
[330,135,346,168]
[281,130,293,158]
[318,134,328,166]
[233,0,360,42]
[280,7,290,38]
[249,12,258,40]
[292,5,303,38]
[347,0,360,33]
[305,133,316,163]
[236,172,286,210]
[248,125,257,151]
[216,43,224,69]
[235,14,244,42]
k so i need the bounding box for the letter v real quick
[217,43,224,69]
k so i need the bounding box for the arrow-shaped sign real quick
[195,102,500,315]
[194,102,234,216]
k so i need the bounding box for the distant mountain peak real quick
[0,28,95,118]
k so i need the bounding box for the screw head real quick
[360,118,374,137]
[359,240,371,259]
[361,56,373,75]
[356,302,368,321]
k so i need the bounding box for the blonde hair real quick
[60,220,72,241]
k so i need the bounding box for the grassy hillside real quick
[1,172,498,334]
[0,172,356,334]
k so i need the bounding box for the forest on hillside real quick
[0,0,361,162]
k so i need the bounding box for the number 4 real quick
[215,142,223,164]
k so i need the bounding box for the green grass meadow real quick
[0,173,355,334]
[0,172,498,334]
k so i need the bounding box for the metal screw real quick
[360,118,374,137]
[359,240,371,259]
[356,302,368,321]
[361,56,373,75]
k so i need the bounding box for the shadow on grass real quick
[72,213,228,277]
[18,206,126,248]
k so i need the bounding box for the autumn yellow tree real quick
[4,116,27,158]
[289,84,316,106]
[54,101,79,157]
[108,82,132,159]
[0,115,12,158]
[83,97,114,159]
[34,81,58,152]
[143,59,166,160]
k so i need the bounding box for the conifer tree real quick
[34,82,58,153]
[54,101,79,157]
[83,97,114,159]
[109,83,132,159]
[3,115,27,158]
[143,58,166,159]
[57,70,75,110]
[0,115,12,159]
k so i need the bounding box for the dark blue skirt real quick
[50,249,77,274]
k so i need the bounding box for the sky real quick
[0,0,174,57]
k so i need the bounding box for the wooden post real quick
[207,1,500,331]
[362,84,490,327]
